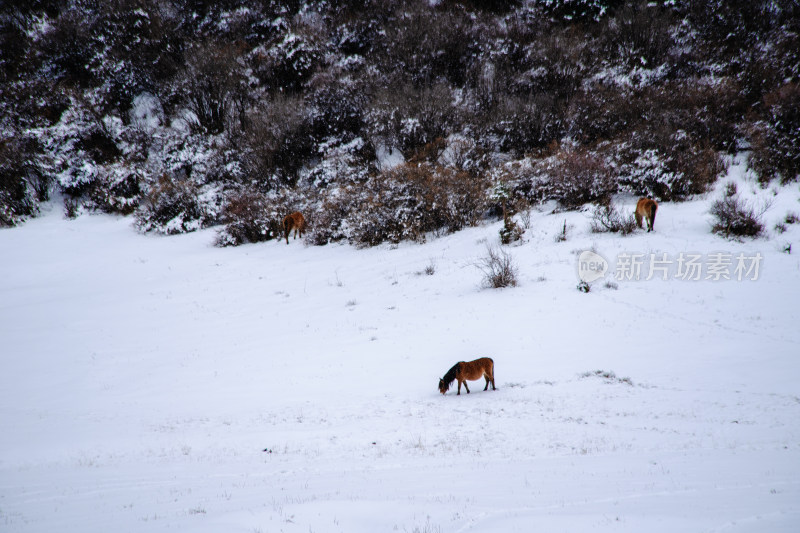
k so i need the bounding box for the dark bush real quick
[368,82,457,158]
[0,135,49,227]
[239,95,312,188]
[567,85,641,144]
[307,76,367,139]
[347,163,488,246]
[252,31,321,94]
[476,245,518,288]
[709,193,766,239]
[614,124,728,201]
[489,94,564,155]
[90,172,142,215]
[215,191,283,246]
[604,1,673,68]
[179,41,247,135]
[540,148,616,209]
[748,82,800,184]
[135,176,207,235]
[590,203,637,235]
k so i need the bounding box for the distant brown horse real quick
[439,357,496,395]
[283,212,306,244]
[634,198,658,232]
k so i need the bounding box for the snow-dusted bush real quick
[88,166,142,215]
[614,129,727,201]
[489,95,564,155]
[590,203,637,235]
[251,31,321,94]
[0,135,49,226]
[346,163,488,247]
[135,176,208,235]
[238,95,312,187]
[307,76,367,139]
[538,148,616,209]
[709,185,767,239]
[476,245,518,289]
[748,83,800,184]
[305,188,357,246]
[215,191,283,247]
[536,0,618,22]
[304,136,373,189]
[367,82,456,158]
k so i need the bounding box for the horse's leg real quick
[463,381,470,394]
[457,380,461,395]
[484,375,489,391]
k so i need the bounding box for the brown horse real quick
[283,212,306,244]
[439,357,496,395]
[634,198,658,232]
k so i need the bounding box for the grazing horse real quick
[283,212,306,244]
[439,357,496,395]
[634,198,658,232]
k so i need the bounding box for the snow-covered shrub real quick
[304,136,373,189]
[709,187,767,239]
[616,149,681,201]
[89,166,142,215]
[154,131,240,188]
[135,176,207,235]
[614,128,727,201]
[567,85,639,144]
[0,135,50,226]
[538,148,616,209]
[748,82,800,184]
[307,76,367,139]
[476,245,518,289]
[489,95,564,155]
[215,191,283,247]
[601,2,673,69]
[305,188,357,245]
[347,163,488,247]
[367,83,456,158]
[251,31,321,94]
[176,41,248,135]
[489,159,548,208]
[590,203,637,235]
[238,95,312,187]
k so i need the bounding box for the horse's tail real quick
[650,202,657,226]
[283,215,292,244]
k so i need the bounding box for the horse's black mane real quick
[440,362,461,390]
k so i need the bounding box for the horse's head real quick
[438,378,448,395]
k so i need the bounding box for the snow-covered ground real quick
[2,159,800,532]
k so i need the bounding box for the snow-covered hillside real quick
[2,162,799,532]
